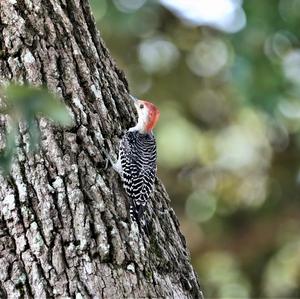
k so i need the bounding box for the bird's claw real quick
[103,148,116,169]
[104,158,109,170]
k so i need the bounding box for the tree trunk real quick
[0,1,203,298]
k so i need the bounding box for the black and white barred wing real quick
[119,131,157,221]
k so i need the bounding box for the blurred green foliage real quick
[0,84,72,175]
[91,0,300,297]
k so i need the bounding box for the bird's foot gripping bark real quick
[102,148,122,174]
[102,148,114,169]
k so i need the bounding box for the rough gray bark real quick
[0,0,203,298]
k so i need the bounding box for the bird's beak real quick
[129,95,138,103]
[129,95,139,110]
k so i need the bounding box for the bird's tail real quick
[130,203,152,235]
[130,201,145,222]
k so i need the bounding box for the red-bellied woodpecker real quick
[105,97,160,225]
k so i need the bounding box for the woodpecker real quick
[106,97,160,224]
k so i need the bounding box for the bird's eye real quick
[139,104,144,109]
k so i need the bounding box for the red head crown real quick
[135,100,160,133]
